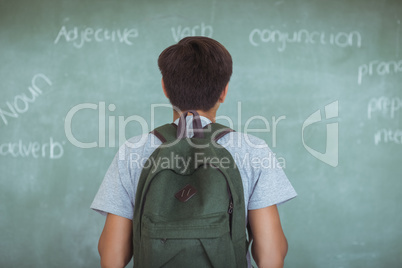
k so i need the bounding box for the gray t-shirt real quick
[91,116,296,267]
[91,116,297,220]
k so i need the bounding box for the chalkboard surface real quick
[1,0,401,267]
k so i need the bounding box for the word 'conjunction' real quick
[249,28,362,52]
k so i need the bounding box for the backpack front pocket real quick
[139,213,236,268]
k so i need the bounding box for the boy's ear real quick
[219,83,229,103]
[161,78,169,98]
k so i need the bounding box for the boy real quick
[91,36,296,268]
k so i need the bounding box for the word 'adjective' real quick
[54,25,139,48]
[171,22,213,42]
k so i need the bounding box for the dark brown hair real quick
[158,36,232,111]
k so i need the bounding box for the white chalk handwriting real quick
[367,96,402,119]
[54,26,139,48]
[357,59,402,85]
[0,137,64,159]
[249,28,362,52]
[0,74,52,127]
[374,129,402,145]
[171,22,213,42]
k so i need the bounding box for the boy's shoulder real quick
[217,130,269,148]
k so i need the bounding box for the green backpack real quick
[133,111,248,268]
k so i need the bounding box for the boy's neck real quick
[173,109,217,123]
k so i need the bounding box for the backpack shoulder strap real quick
[150,123,177,143]
[203,122,235,142]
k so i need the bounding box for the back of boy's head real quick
[158,36,232,112]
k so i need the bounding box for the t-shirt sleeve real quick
[90,150,135,220]
[247,144,297,210]
[90,134,160,220]
[219,132,297,211]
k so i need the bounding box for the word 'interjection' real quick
[374,129,402,145]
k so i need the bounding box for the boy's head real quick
[158,36,232,112]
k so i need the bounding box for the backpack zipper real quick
[228,201,234,214]
[207,163,234,238]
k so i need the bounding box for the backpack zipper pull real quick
[228,201,234,214]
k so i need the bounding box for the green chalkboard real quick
[1,0,401,267]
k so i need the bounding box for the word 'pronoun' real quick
[358,59,402,85]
